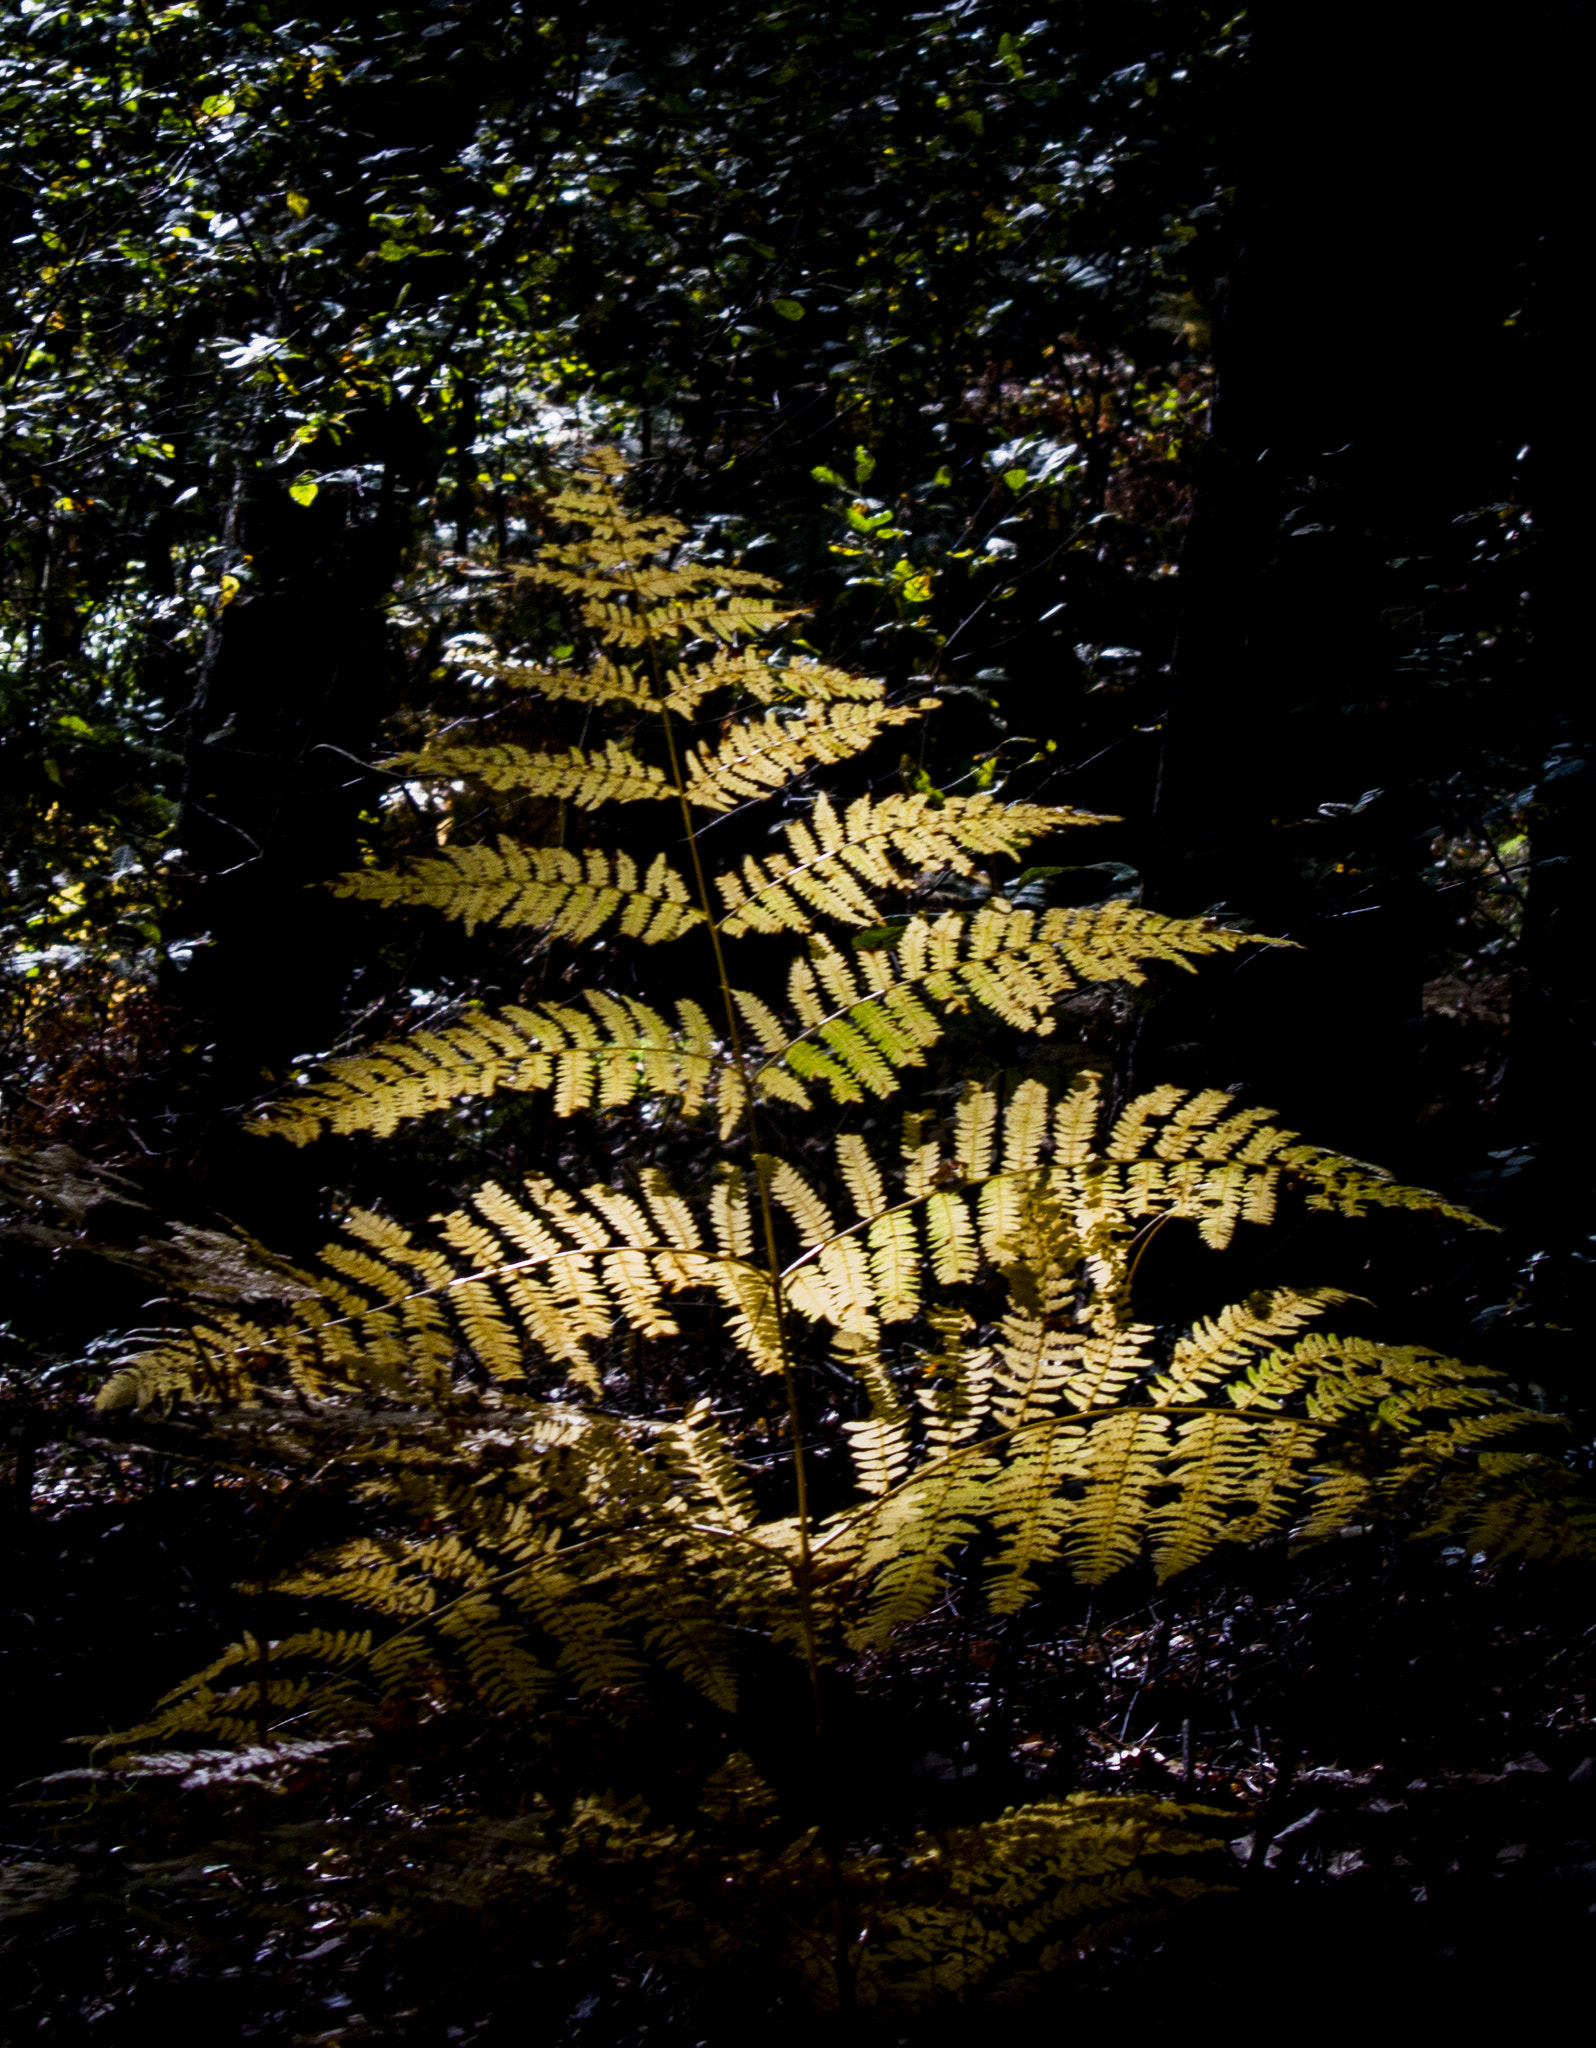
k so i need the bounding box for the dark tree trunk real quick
[1499,5,1592,1367]
[160,399,435,1201]
[1140,5,1538,1169]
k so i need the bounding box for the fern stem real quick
[1125,1209,1175,1295]
[629,570,825,1740]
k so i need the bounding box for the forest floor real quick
[3,1423,1593,2039]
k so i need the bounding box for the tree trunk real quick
[1140,4,1534,1169]
[161,399,434,1202]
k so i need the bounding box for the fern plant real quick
[90,450,1591,2021]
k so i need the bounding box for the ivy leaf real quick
[288,475,319,507]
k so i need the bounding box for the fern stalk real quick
[628,548,826,1741]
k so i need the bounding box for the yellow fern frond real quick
[392,738,675,809]
[755,902,1261,1107]
[667,1399,757,1529]
[666,644,885,718]
[333,840,701,942]
[714,791,1104,935]
[259,994,724,1144]
[440,647,657,710]
[683,699,935,811]
[1148,1288,1348,1406]
[1149,1412,1272,1578]
[845,1448,998,1646]
[1062,1410,1170,1584]
[986,1420,1090,1613]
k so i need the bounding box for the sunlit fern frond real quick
[333,840,703,942]
[985,1419,1091,1613]
[838,1335,914,1500]
[1147,1287,1351,1407]
[258,993,724,1144]
[579,588,802,651]
[444,647,656,709]
[842,1445,999,1648]
[664,1397,758,1530]
[94,1167,772,1409]
[391,737,675,809]
[682,698,935,811]
[1045,1071,1491,1250]
[714,790,1108,935]
[1058,1408,1172,1584]
[741,901,1263,1108]
[735,648,888,706]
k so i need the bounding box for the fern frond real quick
[100,1162,787,1408]
[666,644,885,718]
[259,994,724,1144]
[986,1420,1090,1613]
[754,902,1261,1107]
[845,1447,998,1647]
[683,699,934,811]
[392,738,675,809]
[1061,1410,1170,1584]
[839,1335,913,1501]
[441,647,657,710]
[1277,1141,1491,1229]
[714,791,1104,935]
[1149,1412,1272,1578]
[667,1399,757,1529]
[579,590,800,652]
[333,841,702,943]
[1148,1288,1348,1407]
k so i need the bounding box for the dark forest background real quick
[2,1,1592,2036]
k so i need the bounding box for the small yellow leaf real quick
[285,190,310,218]
[288,474,319,507]
[218,574,241,607]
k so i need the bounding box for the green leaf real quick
[850,919,909,952]
[770,298,805,321]
[288,475,319,508]
[1003,468,1029,493]
[812,466,848,490]
[854,445,876,484]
